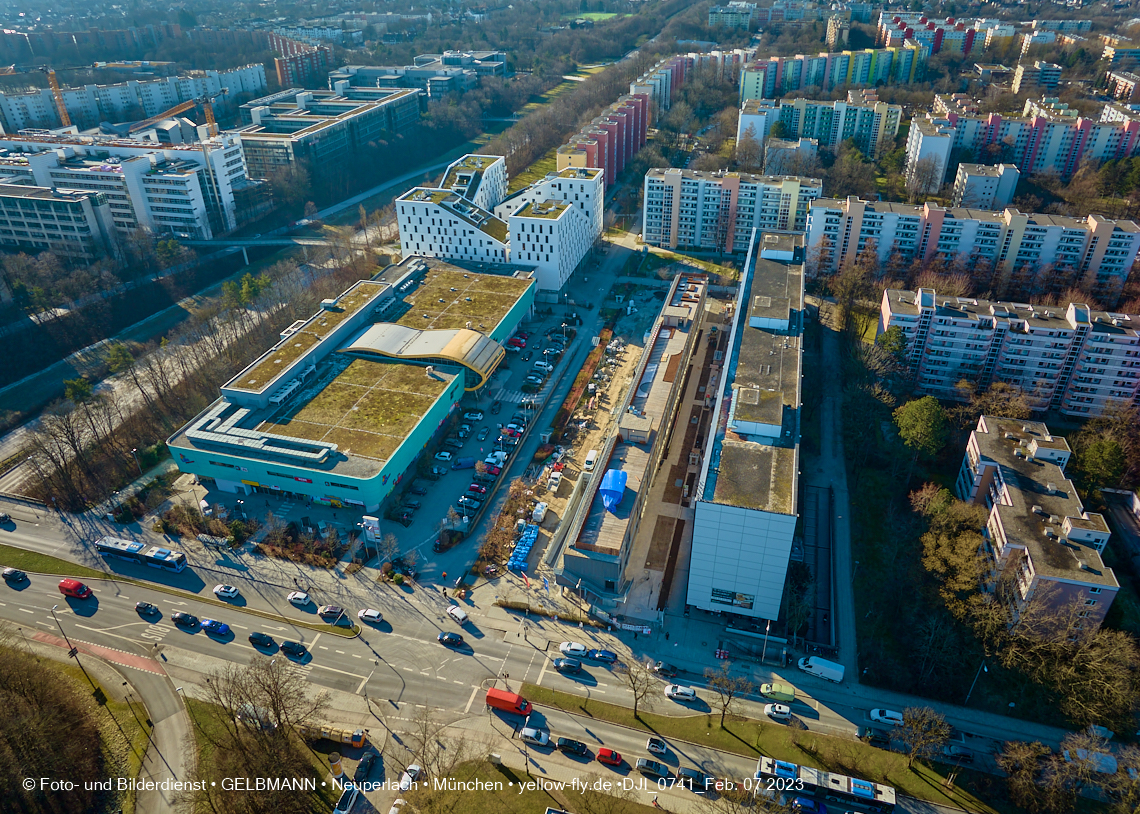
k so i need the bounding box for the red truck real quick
[486,688,532,716]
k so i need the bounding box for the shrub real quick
[393,573,404,585]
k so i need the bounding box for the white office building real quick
[0,133,254,238]
[494,166,604,240]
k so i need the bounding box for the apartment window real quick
[1089,587,1102,594]
[1084,599,1098,606]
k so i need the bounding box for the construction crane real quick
[127,89,228,137]
[41,68,71,127]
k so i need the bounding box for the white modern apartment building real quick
[1012,61,1062,94]
[0,133,254,238]
[955,416,1117,629]
[743,96,902,158]
[0,184,120,261]
[904,98,1140,190]
[397,154,598,291]
[952,163,1019,208]
[642,168,821,253]
[879,288,1140,415]
[0,65,266,132]
[495,166,604,241]
[806,198,1140,302]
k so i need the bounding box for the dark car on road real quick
[490,400,502,414]
[249,631,275,648]
[648,660,678,678]
[553,657,581,673]
[677,767,711,793]
[438,631,463,647]
[318,605,344,619]
[134,602,159,616]
[280,640,307,657]
[354,753,376,782]
[171,612,198,627]
[588,649,618,664]
[859,726,891,749]
[409,485,428,496]
[557,737,589,755]
[2,567,26,582]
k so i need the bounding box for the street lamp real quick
[561,323,568,342]
[965,660,988,705]
[50,605,96,691]
[130,448,142,476]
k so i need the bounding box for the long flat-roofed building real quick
[0,184,120,261]
[806,198,1140,303]
[956,416,1118,629]
[168,259,535,512]
[687,232,803,620]
[643,169,821,253]
[237,87,422,182]
[557,271,708,604]
[879,288,1140,415]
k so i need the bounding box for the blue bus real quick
[95,536,187,573]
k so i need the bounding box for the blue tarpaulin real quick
[600,469,628,512]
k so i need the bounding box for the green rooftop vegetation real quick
[258,359,451,462]
[515,200,568,219]
[303,281,387,338]
[230,331,320,392]
[714,442,796,513]
[396,269,530,331]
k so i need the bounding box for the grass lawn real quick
[562,11,629,20]
[0,542,108,579]
[51,660,153,814]
[522,684,1010,813]
[184,698,340,810]
[404,760,657,814]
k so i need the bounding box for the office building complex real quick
[329,52,506,98]
[952,163,1020,208]
[740,97,902,159]
[268,33,331,88]
[0,64,266,132]
[956,417,1117,628]
[237,88,422,182]
[0,132,256,238]
[1012,61,1062,94]
[0,184,119,261]
[904,98,1140,190]
[709,2,756,28]
[642,169,821,252]
[397,155,601,291]
[807,198,1140,302]
[556,94,649,187]
[687,232,803,620]
[169,260,535,512]
[557,271,707,605]
[880,288,1140,415]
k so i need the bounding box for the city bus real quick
[754,757,895,813]
[95,536,187,573]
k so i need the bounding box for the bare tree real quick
[906,154,944,203]
[897,706,950,768]
[704,662,754,727]
[378,532,401,565]
[246,654,329,731]
[615,660,656,719]
[1106,744,1140,814]
[735,123,762,170]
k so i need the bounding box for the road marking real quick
[0,602,5,606]
[402,667,414,672]
[308,633,322,649]
[318,646,328,650]
[231,624,248,630]
[335,650,345,654]
[168,601,187,606]
[453,680,464,684]
[536,655,550,686]
[352,654,361,658]
[463,684,481,714]
[18,608,33,614]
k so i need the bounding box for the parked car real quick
[636,758,669,779]
[870,709,904,726]
[646,737,668,756]
[213,584,239,599]
[477,427,490,441]
[280,640,307,657]
[525,375,545,386]
[522,351,532,361]
[557,737,589,755]
[597,748,623,767]
[677,767,711,793]
[457,424,472,439]
[588,649,618,664]
[859,726,891,748]
[467,483,487,494]
[790,799,827,814]
[135,601,159,615]
[463,411,484,421]
[941,744,974,763]
[648,660,678,677]
[358,608,383,623]
[318,605,344,619]
[398,764,424,791]
[519,727,550,747]
[485,465,501,475]
[249,631,275,647]
[334,785,359,814]
[171,612,198,627]
[355,753,376,782]
[402,500,422,510]
[409,485,428,496]
[560,641,588,656]
[443,438,464,451]
[553,657,581,673]
[457,496,481,510]
[288,591,310,606]
[434,451,453,462]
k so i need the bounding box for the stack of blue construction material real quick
[508,523,540,571]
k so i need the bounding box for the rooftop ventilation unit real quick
[1032,505,1044,515]
[1005,432,1016,439]
[1046,482,1056,493]
[1049,515,1062,524]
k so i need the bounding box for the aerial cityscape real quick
[1,0,1140,812]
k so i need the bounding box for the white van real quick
[584,449,599,472]
[532,502,549,523]
[446,605,469,624]
[533,360,554,373]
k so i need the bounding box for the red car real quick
[468,484,488,494]
[508,337,526,348]
[597,748,623,767]
[485,465,501,475]
[502,428,521,438]
[517,331,529,339]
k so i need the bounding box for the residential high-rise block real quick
[952,163,1019,208]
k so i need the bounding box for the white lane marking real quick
[18,608,34,614]
[335,650,345,654]
[318,646,328,650]
[463,685,481,714]
[231,624,248,630]
[536,656,550,686]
